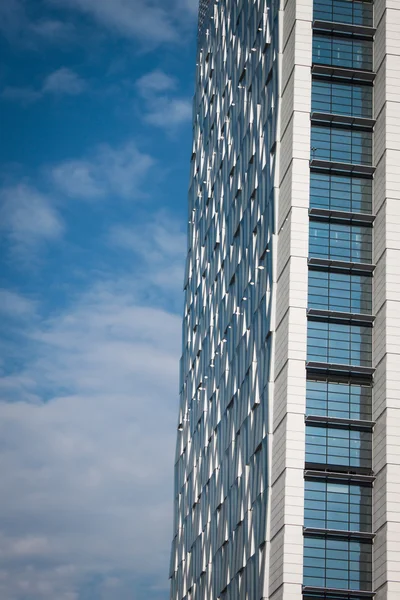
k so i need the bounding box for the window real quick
[311,125,373,165]
[305,424,372,470]
[313,35,373,71]
[307,320,372,367]
[304,536,372,590]
[312,79,373,118]
[309,220,372,263]
[305,479,372,532]
[314,0,373,27]
[306,379,372,421]
[310,172,372,214]
[308,269,372,314]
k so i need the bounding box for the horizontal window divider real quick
[303,526,375,541]
[312,64,376,83]
[303,585,375,599]
[305,414,375,430]
[311,111,375,131]
[310,158,375,176]
[304,469,374,484]
[305,462,373,477]
[307,308,374,325]
[309,207,375,224]
[312,20,376,40]
[306,361,375,379]
[308,258,375,273]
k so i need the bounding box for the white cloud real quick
[0,86,42,105]
[48,0,195,45]
[50,141,154,200]
[0,221,184,597]
[0,289,37,319]
[136,69,192,131]
[108,212,186,301]
[1,68,86,104]
[0,184,63,260]
[136,70,177,97]
[42,68,86,95]
[145,96,193,129]
[0,0,74,45]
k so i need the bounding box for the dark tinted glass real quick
[304,536,372,590]
[310,172,372,213]
[312,79,373,118]
[309,220,372,263]
[307,320,372,366]
[305,424,372,469]
[311,125,373,165]
[306,379,372,420]
[314,0,373,27]
[308,269,372,314]
[305,479,372,532]
[313,35,373,71]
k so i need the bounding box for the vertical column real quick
[373,1,400,599]
[268,1,312,599]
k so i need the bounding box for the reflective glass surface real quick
[306,379,372,421]
[305,479,372,532]
[305,424,372,469]
[313,35,373,71]
[311,125,373,165]
[309,220,372,263]
[308,269,372,314]
[314,0,373,27]
[310,172,372,214]
[312,79,373,118]
[304,536,372,590]
[307,320,372,366]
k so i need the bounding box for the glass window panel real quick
[305,479,372,532]
[313,35,373,71]
[305,424,372,470]
[309,220,372,263]
[310,172,372,213]
[304,536,372,590]
[314,0,373,26]
[311,125,373,165]
[306,379,372,420]
[308,269,372,314]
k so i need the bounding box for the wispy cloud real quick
[0,0,74,44]
[48,0,196,45]
[1,68,86,104]
[50,141,154,201]
[108,212,186,303]
[0,184,63,260]
[136,69,192,131]
[42,67,86,95]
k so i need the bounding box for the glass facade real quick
[305,1,374,596]
[305,479,372,532]
[307,320,372,366]
[305,424,372,470]
[306,379,372,421]
[308,269,372,314]
[314,0,373,27]
[304,537,372,590]
[309,220,372,263]
[310,172,372,213]
[313,35,373,71]
[311,126,373,165]
[312,79,373,118]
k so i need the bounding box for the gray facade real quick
[170,1,400,599]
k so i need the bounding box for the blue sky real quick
[0,1,197,598]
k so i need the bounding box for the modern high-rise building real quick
[170,1,400,599]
